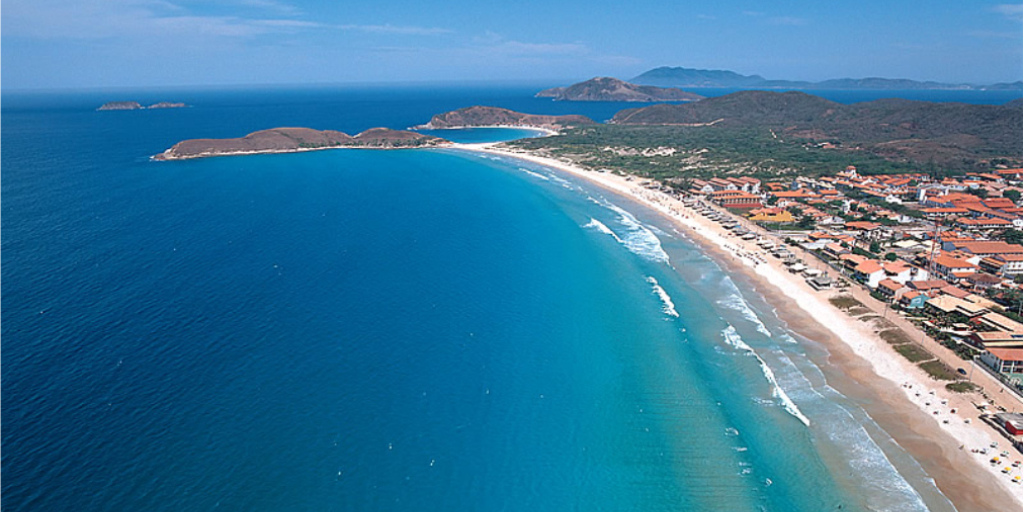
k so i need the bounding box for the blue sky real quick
[2,0,1021,89]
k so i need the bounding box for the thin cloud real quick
[966,30,1019,39]
[236,0,302,16]
[992,4,1023,21]
[339,24,452,35]
[767,16,807,26]
[742,11,764,17]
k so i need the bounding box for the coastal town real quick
[686,167,1022,403]
[478,139,1024,501]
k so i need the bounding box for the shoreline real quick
[453,140,1023,511]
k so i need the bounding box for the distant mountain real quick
[632,66,1023,91]
[415,106,596,130]
[536,77,703,102]
[609,91,1022,166]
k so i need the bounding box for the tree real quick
[869,241,881,253]
[1004,189,1021,204]
[1000,229,1022,245]
[966,187,989,198]
[767,195,779,206]
[884,252,898,261]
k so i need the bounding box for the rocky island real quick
[148,102,188,109]
[416,106,595,130]
[97,101,144,111]
[154,127,448,160]
[98,101,188,111]
[536,77,703,102]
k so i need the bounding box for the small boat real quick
[1003,467,1011,474]
[990,442,999,449]
[1013,476,1021,484]
[991,456,1000,464]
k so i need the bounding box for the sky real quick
[2,0,1022,90]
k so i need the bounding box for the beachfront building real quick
[898,290,928,309]
[925,295,990,319]
[711,190,762,209]
[852,260,885,288]
[969,331,1023,351]
[748,208,794,223]
[980,348,1024,375]
[876,279,906,301]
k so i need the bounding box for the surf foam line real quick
[592,201,670,264]
[722,326,810,426]
[583,218,623,244]
[646,277,679,318]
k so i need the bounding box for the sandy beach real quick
[454,141,1024,511]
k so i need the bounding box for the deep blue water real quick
[2,86,963,511]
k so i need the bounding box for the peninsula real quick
[536,77,703,102]
[415,106,595,130]
[154,127,448,160]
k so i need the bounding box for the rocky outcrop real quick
[416,106,595,130]
[154,127,448,160]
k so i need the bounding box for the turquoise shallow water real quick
[2,88,958,511]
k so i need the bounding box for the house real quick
[906,280,947,296]
[853,260,885,288]
[876,278,906,300]
[822,242,849,260]
[898,290,928,309]
[881,261,913,284]
[931,253,977,280]
[980,348,1023,375]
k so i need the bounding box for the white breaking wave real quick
[716,278,770,337]
[604,203,671,264]
[646,277,679,317]
[518,168,550,181]
[721,326,810,426]
[583,218,623,243]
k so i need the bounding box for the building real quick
[995,412,1023,436]
[978,253,1023,277]
[980,348,1023,375]
[876,278,906,300]
[931,253,977,280]
[898,290,928,309]
[853,260,885,288]
[976,312,1024,334]
[925,295,989,318]
[968,331,1023,350]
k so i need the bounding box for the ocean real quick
[0,85,984,511]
